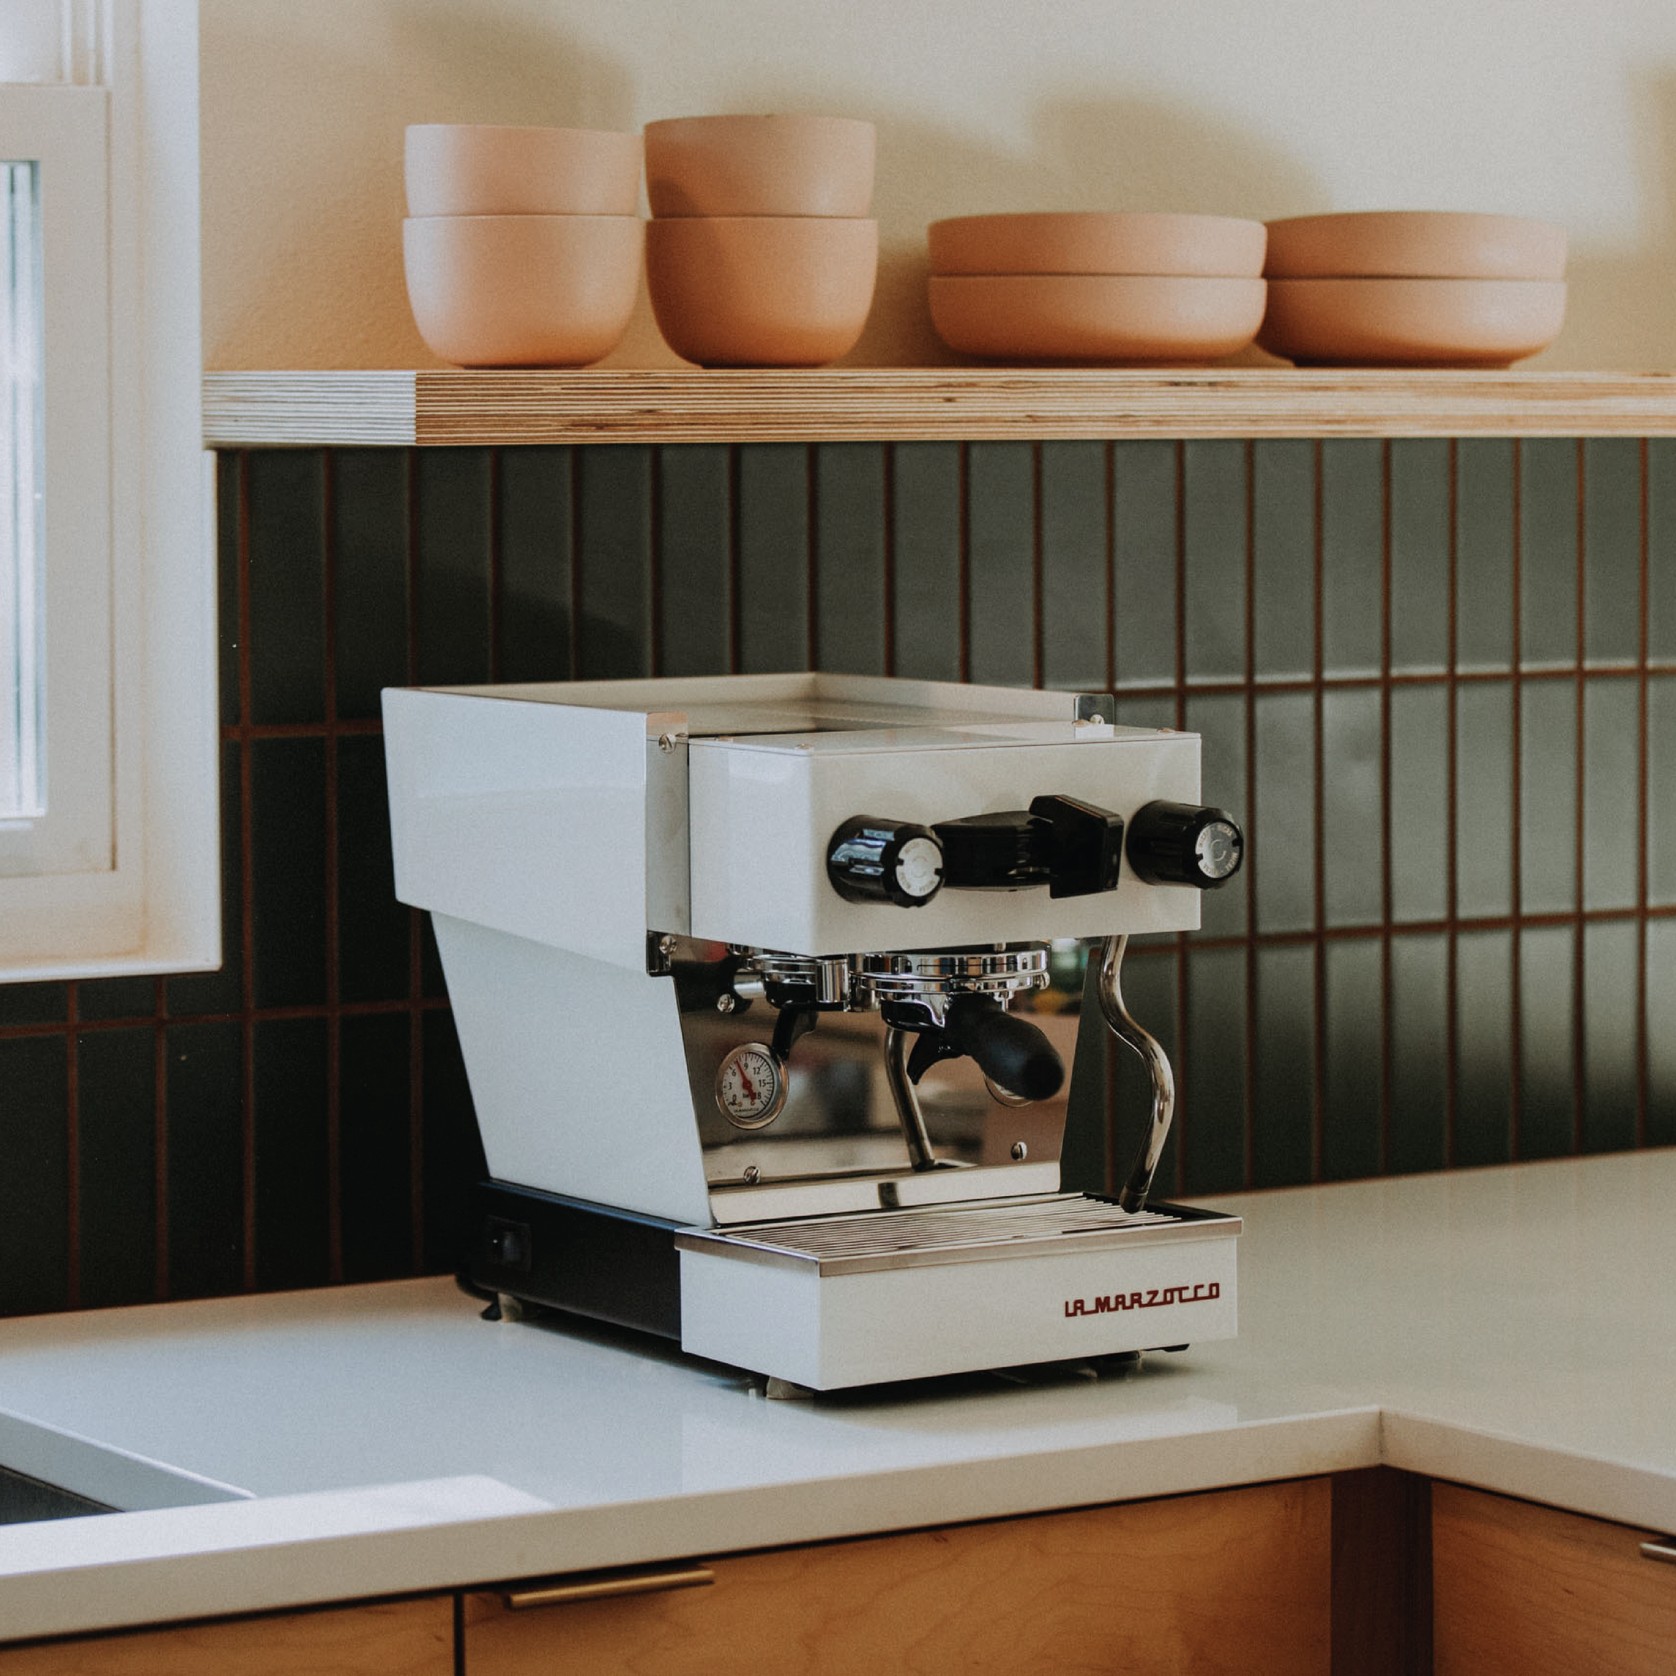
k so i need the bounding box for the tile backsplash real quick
[1,437,1671,1319]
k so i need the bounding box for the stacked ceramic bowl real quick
[643,115,878,367]
[927,213,1268,364]
[403,124,643,367]
[1257,212,1568,367]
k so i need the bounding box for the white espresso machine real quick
[383,674,1244,1391]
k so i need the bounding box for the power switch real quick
[484,1216,532,1273]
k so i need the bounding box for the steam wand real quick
[1097,934,1176,1212]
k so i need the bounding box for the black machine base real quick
[461,1180,683,1341]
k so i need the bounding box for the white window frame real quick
[0,0,216,980]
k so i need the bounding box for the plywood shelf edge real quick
[202,367,1676,448]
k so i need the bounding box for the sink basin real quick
[0,1463,112,1524]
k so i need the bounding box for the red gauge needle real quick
[736,1065,757,1101]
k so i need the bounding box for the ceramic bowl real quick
[404,124,643,218]
[1257,277,1566,366]
[402,215,643,367]
[1264,212,1567,280]
[646,216,877,367]
[928,212,1266,277]
[928,274,1267,364]
[644,115,875,217]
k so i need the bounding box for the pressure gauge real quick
[716,1042,788,1130]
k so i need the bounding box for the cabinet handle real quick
[1641,1540,1676,1566]
[500,1562,715,1610]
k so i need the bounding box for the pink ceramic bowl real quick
[404,124,642,217]
[403,215,643,367]
[1264,212,1567,280]
[928,212,1266,277]
[644,115,875,217]
[646,216,877,366]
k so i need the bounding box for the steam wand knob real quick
[1125,801,1244,890]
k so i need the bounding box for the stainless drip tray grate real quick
[675,1193,1239,1276]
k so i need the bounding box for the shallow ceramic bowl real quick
[645,115,875,217]
[404,124,643,217]
[1257,277,1566,366]
[928,274,1267,364]
[646,216,877,367]
[1264,212,1567,280]
[403,215,643,367]
[929,212,1266,277]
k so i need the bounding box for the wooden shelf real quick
[202,367,1676,448]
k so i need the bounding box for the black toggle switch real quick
[1028,794,1126,899]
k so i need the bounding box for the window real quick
[0,2,216,980]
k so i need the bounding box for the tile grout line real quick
[1508,440,1524,1161]
[1444,439,1460,1169]
[1172,439,1190,1195]
[1378,438,1396,1175]
[1310,439,1329,1184]
[881,443,896,677]
[957,443,971,684]
[405,449,427,1273]
[1635,438,1651,1149]
[321,448,344,1286]
[1241,438,1259,1193]
[236,452,261,1296]
[1572,439,1588,1154]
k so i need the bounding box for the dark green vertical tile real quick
[1183,440,1246,682]
[216,452,242,728]
[1253,944,1315,1188]
[498,446,574,684]
[657,444,728,679]
[1518,925,1575,1160]
[339,1014,414,1283]
[578,446,653,680]
[1520,681,1576,916]
[1583,438,1640,668]
[1110,947,1180,1197]
[1652,677,1676,906]
[0,983,66,1025]
[1455,930,1513,1168]
[1183,946,1247,1195]
[251,738,327,1008]
[1582,921,1638,1154]
[416,449,493,687]
[737,444,809,674]
[421,1012,483,1273]
[77,1027,156,1309]
[1113,440,1179,689]
[77,978,155,1022]
[1390,686,1448,923]
[966,442,1034,686]
[1251,439,1313,682]
[1321,440,1382,678]
[1388,935,1449,1175]
[1253,692,1313,934]
[891,443,961,683]
[253,1018,331,1292]
[1182,693,1247,940]
[0,1036,68,1314]
[165,1020,245,1301]
[332,449,412,719]
[814,443,886,675]
[1650,439,1676,662]
[247,450,327,725]
[1322,939,1382,1181]
[337,735,407,1005]
[1389,440,1450,676]
[1518,438,1578,670]
[166,741,243,1018]
[1647,922,1676,1147]
[1456,684,1513,918]
[1039,441,1108,691]
[1456,439,1514,674]
[1583,679,1638,911]
[1322,689,1382,927]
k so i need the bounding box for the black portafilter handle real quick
[904,993,1065,1104]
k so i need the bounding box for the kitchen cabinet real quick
[1432,1482,1676,1676]
[464,1477,1332,1675]
[0,1598,453,1676]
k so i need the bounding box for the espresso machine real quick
[383,674,1244,1391]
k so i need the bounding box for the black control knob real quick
[827,816,945,907]
[1126,801,1244,889]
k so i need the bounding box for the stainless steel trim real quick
[886,1025,938,1171]
[707,1160,1062,1224]
[855,945,1050,1004]
[1641,1539,1676,1565]
[1097,934,1177,1212]
[500,1563,715,1609]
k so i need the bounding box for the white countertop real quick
[0,1148,1672,1642]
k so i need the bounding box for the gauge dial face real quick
[716,1043,787,1130]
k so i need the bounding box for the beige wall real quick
[201,0,1676,371]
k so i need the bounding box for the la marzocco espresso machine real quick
[383,674,1244,1391]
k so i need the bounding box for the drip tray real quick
[676,1193,1240,1277]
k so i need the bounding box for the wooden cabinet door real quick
[1433,1482,1676,1676]
[0,1597,453,1676]
[465,1477,1331,1676]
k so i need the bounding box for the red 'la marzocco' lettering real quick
[1063,1282,1221,1317]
